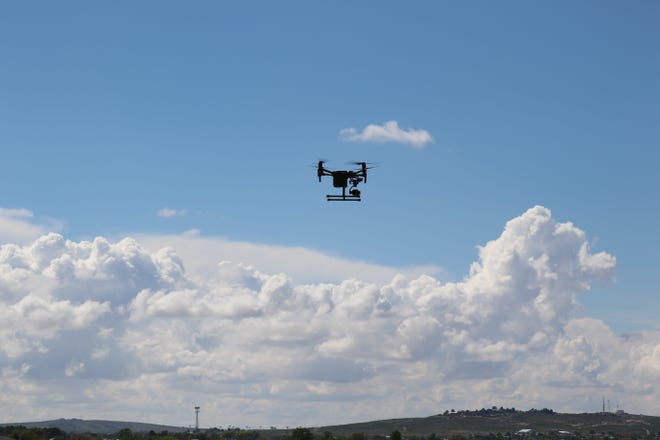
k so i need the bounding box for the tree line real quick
[3,424,658,440]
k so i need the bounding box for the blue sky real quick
[1,0,659,428]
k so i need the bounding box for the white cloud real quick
[157,207,188,218]
[340,120,434,148]
[135,232,443,285]
[64,361,86,377]
[0,208,34,218]
[2,206,660,428]
[0,207,46,244]
[182,228,201,237]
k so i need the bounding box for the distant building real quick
[516,429,535,436]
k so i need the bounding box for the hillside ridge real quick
[3,409,660,436]
[0,419,189,434]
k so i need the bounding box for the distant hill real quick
[0,419,189,434]
[317,409,660,437]
[3,410,660,437]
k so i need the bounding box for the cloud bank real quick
[340,120,433,148]
[1,206,659,428]
[134,234,443,285]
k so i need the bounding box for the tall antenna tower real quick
[195,406,200,431]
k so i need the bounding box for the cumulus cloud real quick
[1,206,658,428]
[340,120,433,148]
[157,207,187,218]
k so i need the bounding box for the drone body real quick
[316,161,371,201]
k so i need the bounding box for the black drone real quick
[316,161,373,201]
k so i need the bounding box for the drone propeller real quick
[309,160,328,168]
[316,159,330,181]
[346,161,377,183]
[348,161,377,168]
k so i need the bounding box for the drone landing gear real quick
[327,195,361,201]
[327,187,361,202]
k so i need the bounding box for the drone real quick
[316,160,373,201]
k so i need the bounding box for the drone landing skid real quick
[327,194,361,202]
[326,186,361,201]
